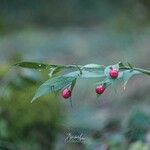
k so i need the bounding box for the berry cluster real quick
[62,67,119,99]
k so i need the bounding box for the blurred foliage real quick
[129,141,150,150]
[0,0,150,31]
[0,66,63,150]
[125,110,150,143]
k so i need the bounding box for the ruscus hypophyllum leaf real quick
[82,64,105,69]
[49,66,65,77]
[14,62,81,70]
[31,76,76,102]
[15,62,54,70]
[123,70,141,89]
[15,62,62,70]
[64,70,105,78]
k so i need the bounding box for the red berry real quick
[109,69,119,79]
[95,85,105,95]
[62,88,71,99]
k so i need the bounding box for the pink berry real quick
[95,85,105,95]
[62,89,71,99]
[109,69,119,79]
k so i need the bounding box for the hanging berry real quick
[62,88,71,99]
[109,68,119,79]
[95,85,105,95]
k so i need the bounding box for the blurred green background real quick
[0,0,150,150]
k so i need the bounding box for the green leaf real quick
[49,66,65,77]
[113,63,120,70]
[15,61,85,70]
[123,70,141,89]
[82,64,105,69]
[31,76,76,102]
[15,62,58,70]
[64,70,105,78]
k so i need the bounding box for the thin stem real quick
[65,65,83,68]
[120,66,150,76]
[133,67,150,75]
[69,98,73,108]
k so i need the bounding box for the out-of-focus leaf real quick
[126,110,150,143]
[129,141,150,150]
[31,76,75,102]
[20,69,42,82]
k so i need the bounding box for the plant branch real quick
[120,66,150,76]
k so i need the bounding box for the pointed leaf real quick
[123,70,141,89]
[31,76,75,102]
[49,66,65,77]
[82,64,105,69]
[64,70,105,78]
[15,62,59,70]
[14,62,85,71]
